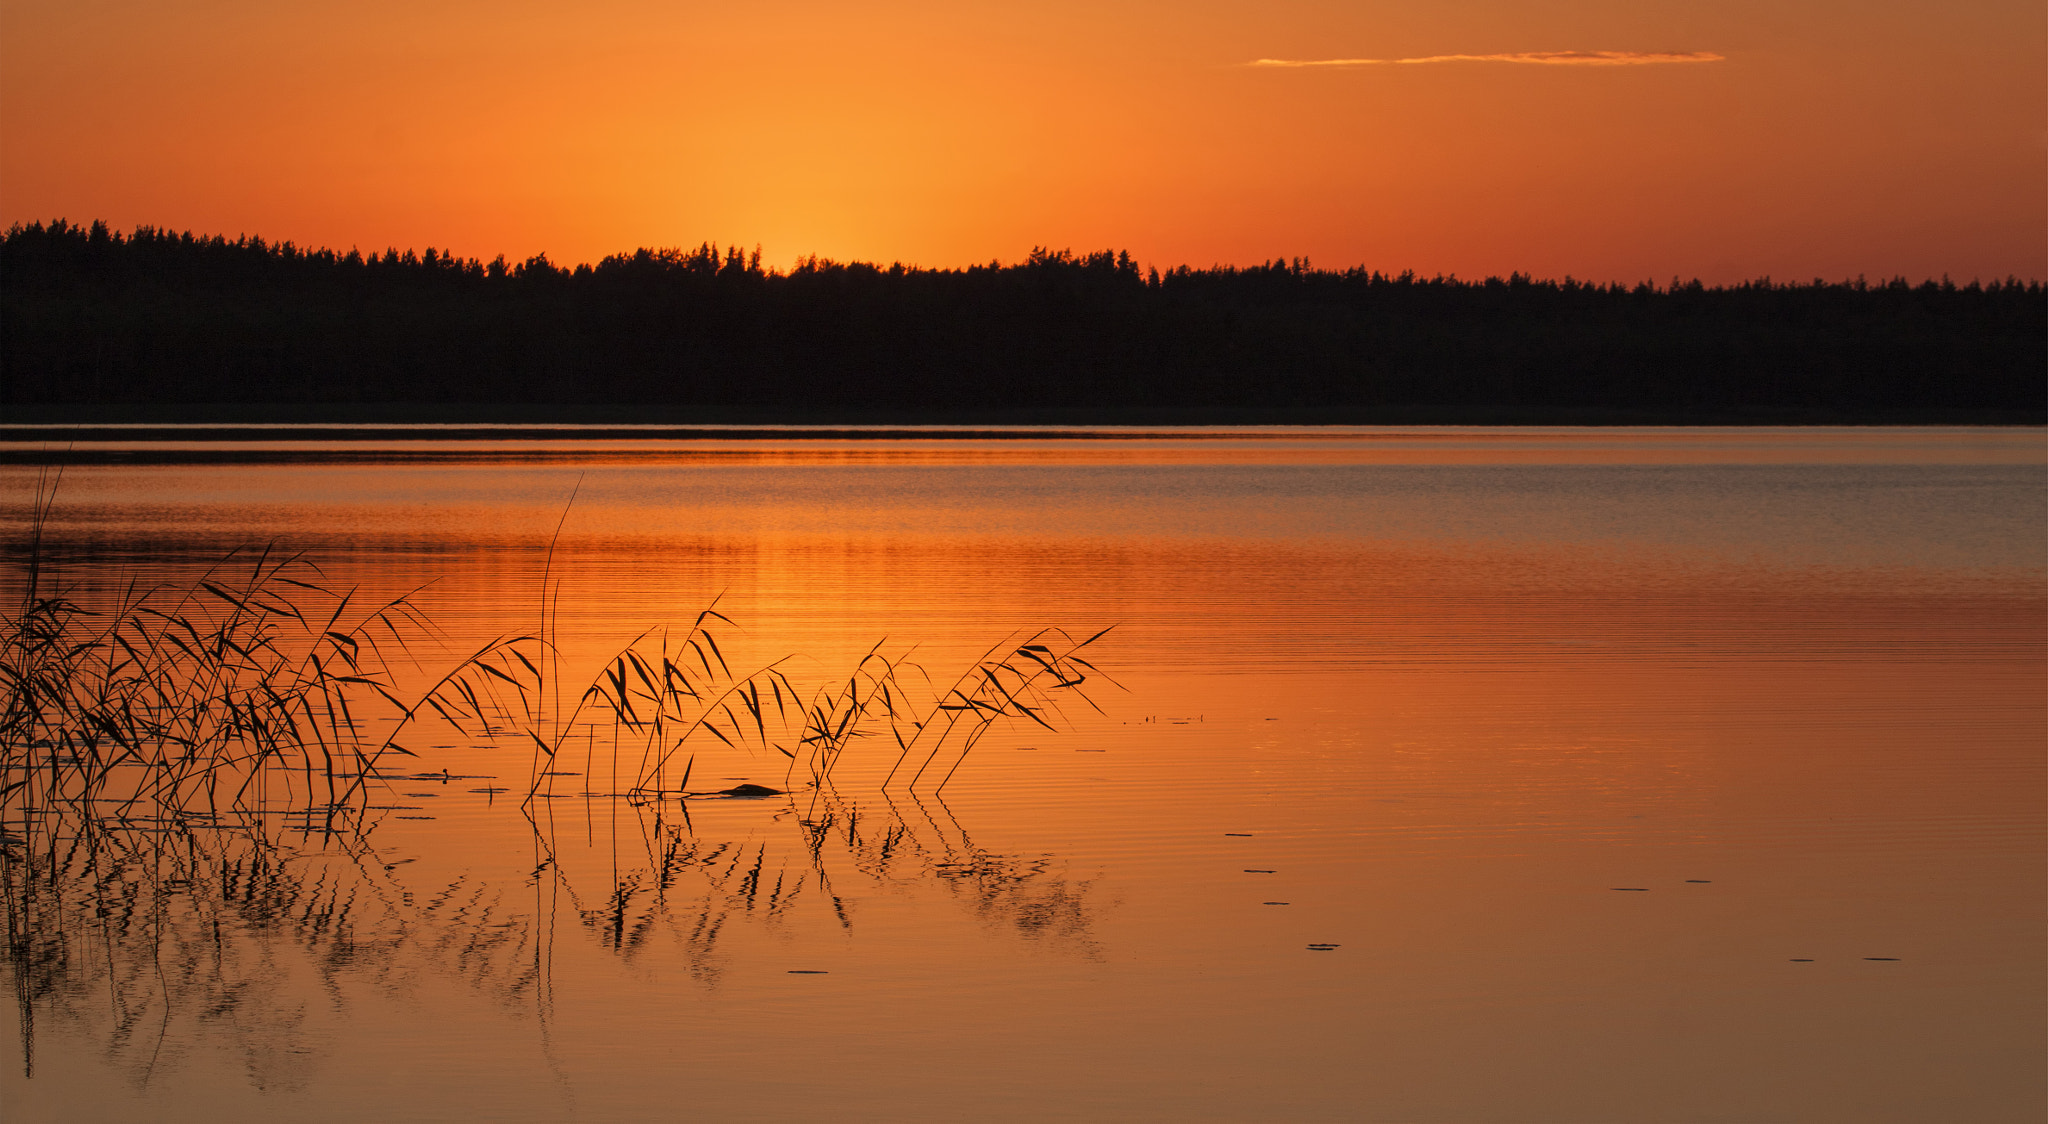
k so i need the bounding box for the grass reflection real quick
[533,788,1102,980]
[3,784,1104,1087]
[0,808,541,1087]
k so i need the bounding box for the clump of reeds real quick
[2,469,1113,819]
[0,466,539,818]
[562,620,1112,799]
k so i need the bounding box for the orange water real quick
[3,428,2042,1121]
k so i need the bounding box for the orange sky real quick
[2,0,2041,282]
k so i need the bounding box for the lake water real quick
[3,427,2043,1122]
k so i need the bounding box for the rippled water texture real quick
[3,427,2043,1122]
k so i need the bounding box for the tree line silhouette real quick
[3,219,2040,420]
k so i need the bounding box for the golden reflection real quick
[2,435,2041,1120]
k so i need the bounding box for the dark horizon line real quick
[11,218,2040,294]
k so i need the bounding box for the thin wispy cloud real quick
[1247,51,1725,69]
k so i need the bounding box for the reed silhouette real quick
[0,467,543,819]
[1,469,1113,820]
[4,221,2040,421]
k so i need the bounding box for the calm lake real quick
[3,427,2043,1122]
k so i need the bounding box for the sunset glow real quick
[1,1,2042,282]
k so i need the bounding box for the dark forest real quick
[3,220,2040,422]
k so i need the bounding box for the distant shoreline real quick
[9,223,2042,425]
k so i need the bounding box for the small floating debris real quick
[1685,880,1712,883]
[1262,901,1290,906]
[1790,958,1815,962]
[719,783,782,797]
[1306,943,1341,951]
[1223,833,1253,837]
[787,970,829,974]
[1611,887,1650,892]
[1244,869,1276,874]
[1864,957,1901,961]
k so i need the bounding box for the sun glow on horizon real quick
[0,0,2040,283]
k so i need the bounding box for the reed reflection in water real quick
[4,784,1103,1089]
[4,808,536,1090]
